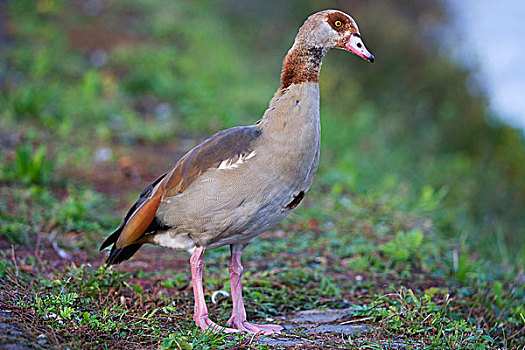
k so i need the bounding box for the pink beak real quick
[344,33,374,63]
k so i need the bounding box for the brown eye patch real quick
[326,12,353,32]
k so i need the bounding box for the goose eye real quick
[334,20,342,27]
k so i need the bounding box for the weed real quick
[379,229,423,266]
[0,251,14,278]
[34,291,79,324]
[0,143,54,185]
[159,326,246,350]
[0,185,116,248]
[161,273,189,289]
[349,287,522,349]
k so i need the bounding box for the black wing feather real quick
[100,172,167,264]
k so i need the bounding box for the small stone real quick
[83,0,102,16]
[89,50,108,67]
[289,308,353,323]
[257,337,309,347]
[95,147,112,162]
[155,103,172,120]
[313,324,370,335]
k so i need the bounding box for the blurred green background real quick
[1,0,524,271]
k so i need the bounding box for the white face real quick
[344,33,374,62]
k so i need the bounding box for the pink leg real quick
[227,244,284,335]
[190,246,238,333]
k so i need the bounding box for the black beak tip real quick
[368,55,375,63]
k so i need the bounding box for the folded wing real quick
[100,126,261,264]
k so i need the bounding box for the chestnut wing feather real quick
[99,172,166,251]
[100,126,261,263]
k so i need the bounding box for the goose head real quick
[294,9,374,63]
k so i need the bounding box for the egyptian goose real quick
[101,9,373,334]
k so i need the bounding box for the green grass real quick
[1,0,525,348]
[0,143,54,185]
[2,185,523,348]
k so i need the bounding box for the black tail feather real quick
[100,227,122,251]
[106,243,143,265]
[101,172,169,265]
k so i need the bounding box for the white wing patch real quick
[218,151,256,170]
